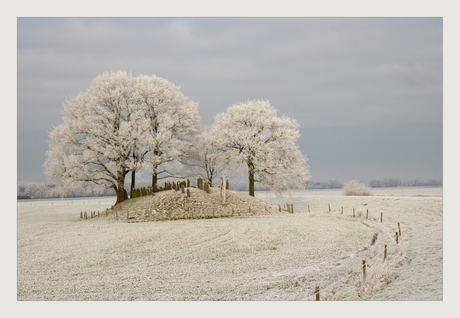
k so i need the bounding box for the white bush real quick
[342,179,373,196]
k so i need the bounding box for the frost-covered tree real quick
[134,74,200,188]
[342,179,373,196]
[44,72,199,203]
[179,128,232,187]
[44,71,149,204]
[209,100,310,196]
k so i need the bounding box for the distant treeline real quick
[17,177,442,199]
[17,181,115,200]
[368,178,443,188]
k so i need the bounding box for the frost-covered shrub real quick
[342,179,373,196]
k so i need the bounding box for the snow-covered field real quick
[17,187,442,301]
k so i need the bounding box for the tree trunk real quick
[151,165,158,188]
[115,173,126,205]
[115,187,125,205]
[131,151,137,191]
[131,170,136,190]
[248,169,255,197]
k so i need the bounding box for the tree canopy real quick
[44,71,200,204]
[209,100,310,196]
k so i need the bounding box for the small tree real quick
[209,100,310,196]
[179,128,232,187]
[342,180,373,196]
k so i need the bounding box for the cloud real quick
[17,17,443,182]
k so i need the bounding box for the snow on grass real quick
[258,187,443,300]
[17,187,442,300]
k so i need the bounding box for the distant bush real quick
[342,179,373,196]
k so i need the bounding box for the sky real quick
[17,17,443,184]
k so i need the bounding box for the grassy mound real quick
[107,187,286,222]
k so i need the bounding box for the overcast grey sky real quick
[17,17,442,183]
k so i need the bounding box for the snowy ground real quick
[257,187,443,301]
[17,187,442,301]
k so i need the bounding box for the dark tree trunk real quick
[131,151,137,191]
[248,169,255,197]
[115,173,126,205]
[115,188,125,204]
[151,165,158,188]
[131,170,136,190]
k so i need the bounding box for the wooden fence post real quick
[84,212,87,219]
[80,212,83,218]
[384,245,387,260]
[221,176,226,205]
[181,185,185,194]
[226,180,229,190]
[341,206,343,214]
[363,260,366,280]
[353,208,355,217]
[187,188,191,197]
[187,179,190,188]
[291,204,294,213]
[396,232,399,244]
[366,209,368,219]
[328,203,331,212]
[315,286,320,301]
[398,223,401,236]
